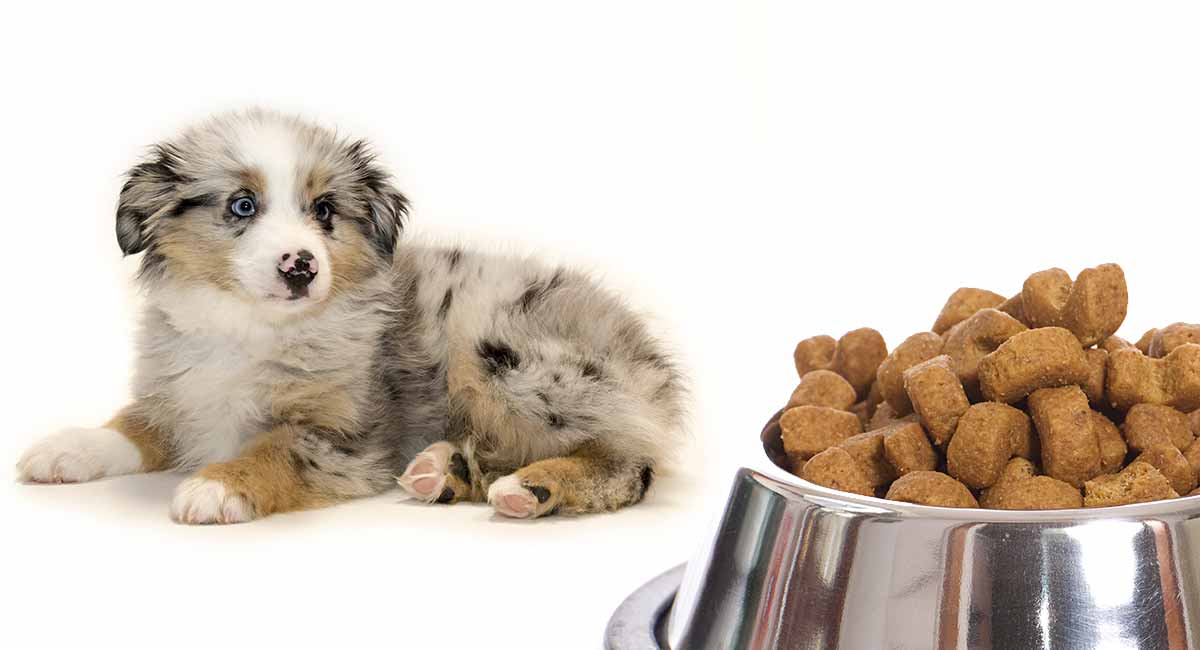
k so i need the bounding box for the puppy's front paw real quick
[17,427,142,484]
[487,474,556,519]
[170,477,254,525]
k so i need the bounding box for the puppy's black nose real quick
[278,249,318,296]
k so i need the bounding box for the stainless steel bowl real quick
[607,426,1200,649]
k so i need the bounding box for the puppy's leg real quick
[486,443,653,519]
[170,425,381,525]
[17,405,172,483]
[396,441,478,504]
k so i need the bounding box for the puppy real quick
[16,110,685,523]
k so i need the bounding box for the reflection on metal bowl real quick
[606,427,1200,649]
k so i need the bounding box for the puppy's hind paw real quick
[487,474,556,519]
[170,477,254,525]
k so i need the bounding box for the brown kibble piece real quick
[1133,444,1197,495]
[794,335,837,377]
[1184,438,1200,480]
[1101,336,1136,354]
[988,476,1083,510]
[1092,412,1127,474]
[1084,461,1179,507]
[1082,348,1108,406]
[1028,386,1102,488]
[903,355,970,446]
[998,293,1028,325]
[885,471,979,508]
[978,327,1090,403]
[831,328,889,399]
[947,403,1030,488]
[869,402,908,430]
[1020,264,1128,347]
[882,421,938,476]
[932,288,1007,335]
[779,406,863,463]
[1106,344,1200,412]
[876,332,944,415]
[837,430,898,487]
[849,401,870,429]
[1190,410,1200,436]
[800,447,874,497]
[787,370,857,411]
[1149,323,1200,358]
[1135,329,1157,355]
[980,457,1037,508]
[1122,404,1193,452]
[942,309,1028,398]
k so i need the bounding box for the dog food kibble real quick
[1028,386,1102,488]
[1020,264,1128,347]
[981,458,1084,509]
[1106,345,1200,411]
[942,308,1028,398]
[1136,329,1157,355]
[801,447,875,497]
[977,327,1090,403]
[1082,348,1108,406]
[837,430,898,487]
[1092,412,1127,474]
[1084,461,1179,507]
[1101,335,1136,354]
[1148,323,1200,358]
[881,421,939,476]
[932,288,1007,335]
[794,335,837,376]
[770,262,1200,509]
[885,471,979,508]
[830,328,889,399]
[1133,444,1197,495]
[779,405,863,464]
[876,332,944,414]
[1121,404,1194,452]
[946,403,1031,488]
[903,355,970,446]
[788,370,857,411]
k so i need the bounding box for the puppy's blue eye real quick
[230,197,257,218]
[314,200,334,224]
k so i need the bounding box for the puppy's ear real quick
[116,145,186,255]
[346,139,408,257]
[364,181,409,257]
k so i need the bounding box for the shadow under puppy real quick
[16,110,685,524]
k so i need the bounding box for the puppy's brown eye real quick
[314,200,334,224]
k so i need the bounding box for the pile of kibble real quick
[761,263,1200,509]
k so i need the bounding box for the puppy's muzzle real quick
[277,249,318,299]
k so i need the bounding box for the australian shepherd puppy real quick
[16,110,685,524]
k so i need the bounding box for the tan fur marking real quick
[105,408,173,471]
[510,443,648,516]
[197,426,328,516]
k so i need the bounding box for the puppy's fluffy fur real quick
[17,110,685,523]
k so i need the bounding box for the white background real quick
[2,1,1197,648]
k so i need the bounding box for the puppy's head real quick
[116,110,406,310]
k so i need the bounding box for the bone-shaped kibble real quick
[1020,263,1128,347]
[1106,344,1200,412]
[793,329,888,399]
[978,327,1090,403]
[1148,322,1200,358]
